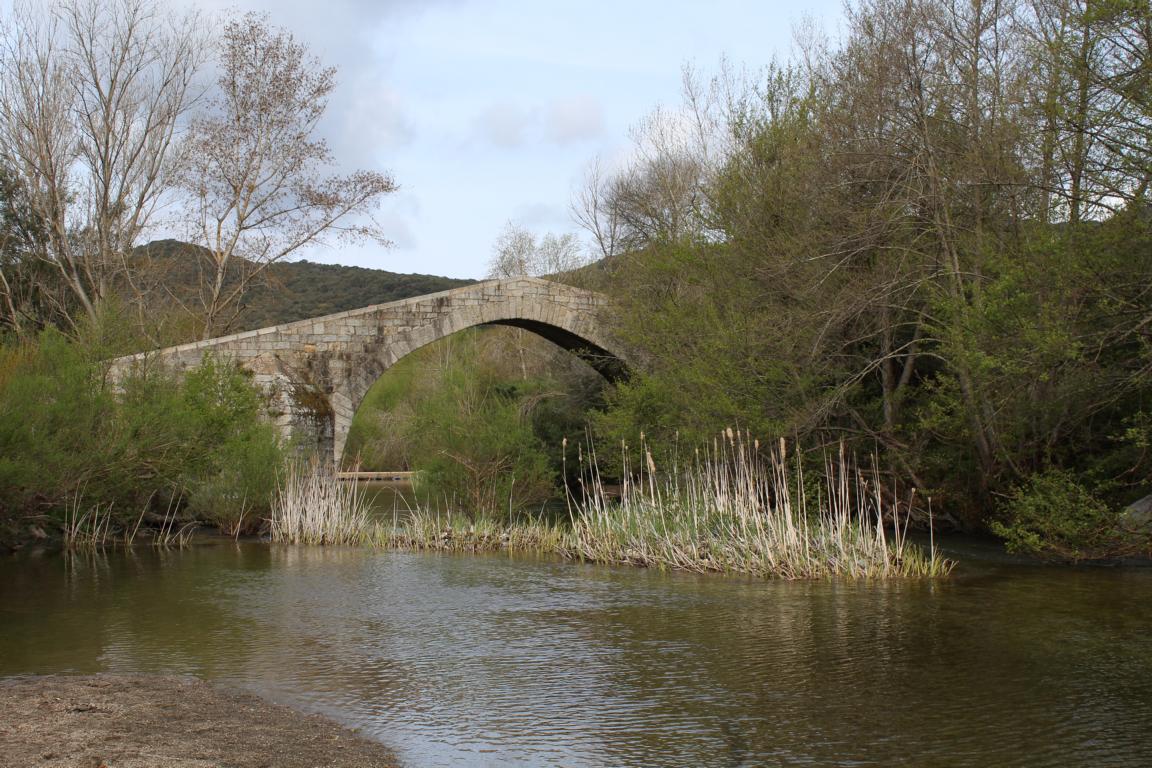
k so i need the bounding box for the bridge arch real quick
[108,277,626,464]
[327,280,626,464]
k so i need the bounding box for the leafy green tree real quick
[582,0,1152,549]
[0,328,283,535]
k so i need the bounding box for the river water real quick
[1,541,1150,767]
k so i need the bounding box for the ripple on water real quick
[1,545,1151,767]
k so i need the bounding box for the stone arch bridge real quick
[109,277,625,465]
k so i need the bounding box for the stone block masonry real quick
[107,277,625,465]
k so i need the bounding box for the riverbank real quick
[0,675,399,768]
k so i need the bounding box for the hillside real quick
[137,240,475,331]
[241,259,475,329]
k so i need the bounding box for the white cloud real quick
[546,95,603,145]
[471,95,604,150]
[513,202,568,230]
[160,0,844,279]
[474,102,534,149]
[335,80,415,165]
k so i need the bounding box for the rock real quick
[1119,493,1152,533]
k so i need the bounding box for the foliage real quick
[576,0,1152,554]
[178,357,284,532]
[990,471,1121,561]
[178,12,396,338]
[408,377,555,521]
[345,328,606,520]
[0,328,283,535]
[400,334,558,520]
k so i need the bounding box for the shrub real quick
[178,358,283,532]
[407,370,555,521]
[349,330,563,521]
[991,470,1119,561]
[0,331,283,536]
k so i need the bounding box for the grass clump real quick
[270,464,373,545]
[565,432,953,579]
[62,490,197,550]
[270,430,951,580]
[358,431,953,579]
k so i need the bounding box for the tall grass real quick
[270,463,373,545]
[271,433,952,580]
[63,495,115,550]
[62,489,197,550]
[566,431,953,578]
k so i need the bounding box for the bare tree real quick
[572,73,729,261]
[178,13,397,339]
[571,158,624,260]
[0,163,47,334]
[0,0,204,331]
[487,222,586,278]
[488,222,536,278]
[487,221,588,379]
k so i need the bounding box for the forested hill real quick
[138,239,475,331]
[240,259,474,329]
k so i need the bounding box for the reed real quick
[63,494,115,550]
[564,431,953,579]
[274,433,951,579]
[270,463,373,545]
[152,503,199,548]
[64,489,198,550]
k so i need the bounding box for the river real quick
[1,540,1150,767]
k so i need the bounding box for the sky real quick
[181,0,844,279]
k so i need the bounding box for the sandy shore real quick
[0,675,399,768]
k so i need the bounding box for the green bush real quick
[178,358,283,532]
[0,331,283,536]
[406,358,555,521]
[990,470,1119,561]
[345,328,604,521]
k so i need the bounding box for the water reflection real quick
[1,544,1150,767]
[360,480,418,518]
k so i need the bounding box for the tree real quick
[0,0,204,331]
[487,222,586,279]
[579,0,1152,532]
[487,222,589,378]
[1026,0,1151,220]
[572,100,715,259]
[0,163,48,335]
[571,158,624,260]
[178,13,397,339]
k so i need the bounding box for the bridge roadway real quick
[108,277,625,464]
